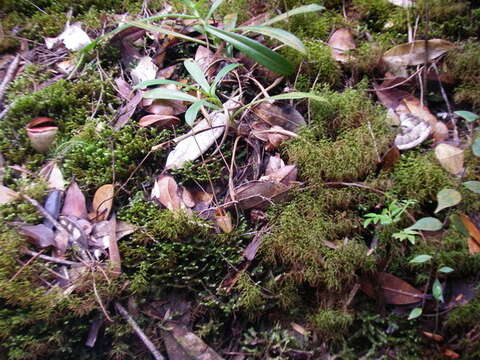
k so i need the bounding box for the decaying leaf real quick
[131,56,158,85]
[165,97,241,169]
[62,181,88,218]
[394,113,431,150]
[422,331,444,342]
[0,184,19,204]
[168,323,225,360]
[459,214,480,255]
[215,209,233,233]
[434,143,464,175]
[92,184,115,221]
[381,146,401,170]
[328,28,356,63]
[361,272,425,305]
[45,22,92,51]
[39,161,66,190]
[260,164,297,185]
[114,91,143,130]
[252,102,306,132]
[151,175,183,211]
[265,154,285,175]
[20,224,56,248]
[382,39,456,69]
[434,188,462,214]
[139,114,180,128]
[233,180,291,210]
[194,45,218,78]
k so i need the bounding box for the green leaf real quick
[434,188,462,214]
[409,255,432,264]
[408,307,422,320]
[260,4,325,26]
[432,278,444,303]
[127,21,207,45]
[210,63,242,95]
[237,26,306,54]
[473,137,480,157]
[133,79,190,90]
[184,59,210,94]
[455,110,479,123]
[206,0,227,20]
[185,101,205,126]
[204,25,294,75]
[407,217,443,231]
[463,181,480,194]
[143,87,200,102]
[438,266,454,274]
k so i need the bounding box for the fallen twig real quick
[0,54,20,104]
[115,302,165,360]
[22,248,80,266]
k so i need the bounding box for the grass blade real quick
[206,0,227,20]
[260,4,325,26]
[143,88,200,102]
[210,63,242,95]
[184,59,210,94]
[238,26,306,54]
[126,21,207,45]
[185,101,206,126]
[133,79,191,90]
[204,25,294,75]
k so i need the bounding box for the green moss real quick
[390,152,455,208]
[352,0,395,31]
[1,71,118,169]
[118,195,243,292]
[309,308,353,340]
[61,122,170,190]
[234,272,266,314]
[446,296,480,330]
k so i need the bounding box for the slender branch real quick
[21,248,80,266]
[0,54,20,103]
[115,302,165,360]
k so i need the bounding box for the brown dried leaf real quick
[233,180,291,210]
[328,28,356,63]
[260,164,297,185]
[113,91,143,130]
[20,224,55,248]
[382,39,457,68]
[381,146,401,171]
[253,102,306,132]
[403,95,438,127]
[92,184,115,222]
[459,214,480,255]
[434,143,464,175]
[215,209,233,233]
[62,181,87,218]
[144,103,175,115]
[139,114,180,128]
[422,331,444,342]
[0,184,19,204]
[38,161,66,190]
[168,323,225,360]
[374,82,411,110]
[243,234,262,261]
[361,272,425,305]
[115,77,132,100]
[194,46,217,77]
[151,175,182,211]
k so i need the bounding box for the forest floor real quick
[0,0,480,359]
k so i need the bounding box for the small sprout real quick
[438,266,454,274]
[409,254,432,264]
[393,228,420,245]
[408,307,423,320]
[432,278,444,303]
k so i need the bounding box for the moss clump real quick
[352,0,395,32]
[446,42,480,111]
[309,308,353,340]
[263,190,375,291]
[61,123,170,190]
[445,296,480,331]
[390,152,455,208]
[118,195,243,292]
[234,272,266,314]
[1,71,118,168]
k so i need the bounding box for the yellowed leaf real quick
[434,143,464,175]
[92,184,115,221]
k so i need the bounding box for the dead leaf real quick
[151,175,182,211]
[374,82,411,110]
[130,56,158,85]
[459,214,480,254]
[144,104,175,115]
[433,122,449,142]
[116,221,137,241]
[233,180,291,210]
[108,215,121,275]
[403,95,438,127]
[265,154,285,175]
[113,91,143,130]
[260,164,297,185]
[382,39,456,69]
[243,234,262,261]
[328,28,356,63]
[422,331,444,342]
[194,46,217,78]
[38,161,66,190]
[165,96,241,169]
[92,184,115,222]
[20,224,56,248]
[168,323,225,360]
[0,185,19,204]
[291,322,309,336]
[361,272,425,305]
[434,143,464,175]
[115,77,133,100]
[43,190,63,229]
[45,22,91,51]
[442,349,460,359]
[381,146,401,170]
[62,181,87,218]
[394,113,431,150]
[253,102,306,132]
[139,114,180,128]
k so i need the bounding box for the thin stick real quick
[21,248,80,266]
[0,54,20,103]
[92,274,113,322]
[10,249,44,281]
[115,302,165,360]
